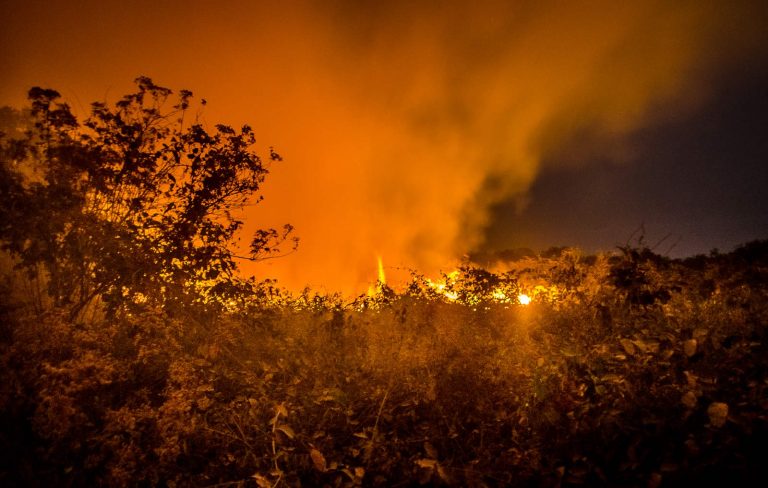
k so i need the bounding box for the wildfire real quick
[425,270,461,301]
[377,256,386,285]
[367,255,387,297]
[492,289,509,301]
[364,261,552,306]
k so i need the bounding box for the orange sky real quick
[2,0,766,295]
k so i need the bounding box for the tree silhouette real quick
[0,77,297,318]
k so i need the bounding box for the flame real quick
[492,289,509,302]
[443,290,459,301]
[377,256,386,285]
[364,263,555,306]
[424,270,462,302]
[366,255,387,296]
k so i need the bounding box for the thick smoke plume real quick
[1,0,763,294]
[249,0,763,293]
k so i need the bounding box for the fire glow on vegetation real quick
[425,270,461,302]
[363,257,552,306]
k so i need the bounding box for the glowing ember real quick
[518,294,532,305]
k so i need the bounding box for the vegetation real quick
[1,81,767,486]
[0,77,295,320]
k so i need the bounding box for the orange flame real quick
[377,256,386,285]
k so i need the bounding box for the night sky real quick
[2,0,767,293]
[484,61,768,258]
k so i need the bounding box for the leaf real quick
[692,328,708,340]
[252,473,272,488]
[633,338,659,354]
[275,402,288,418]
[620,338,635,355]
[683,339,697,357]
[601,374,623,383]
[276,425,295,439]
[436,464,452,483]
[415,458,437,485]
[707,402,729,427]
[415,458,437,469]
[681,391,697,409]
[424,441,438,459]
[310,447,327,472]
[341,466,365,481]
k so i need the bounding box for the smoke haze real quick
[1,0,765,294]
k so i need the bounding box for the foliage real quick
[0,78,296,319]
[2,238,768,486]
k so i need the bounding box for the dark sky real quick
[484,62,768,257]
[1,0,767,292]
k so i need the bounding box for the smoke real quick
[3,0,761,294]
[247,0,765,294]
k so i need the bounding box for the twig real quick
[372,388,389,435]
